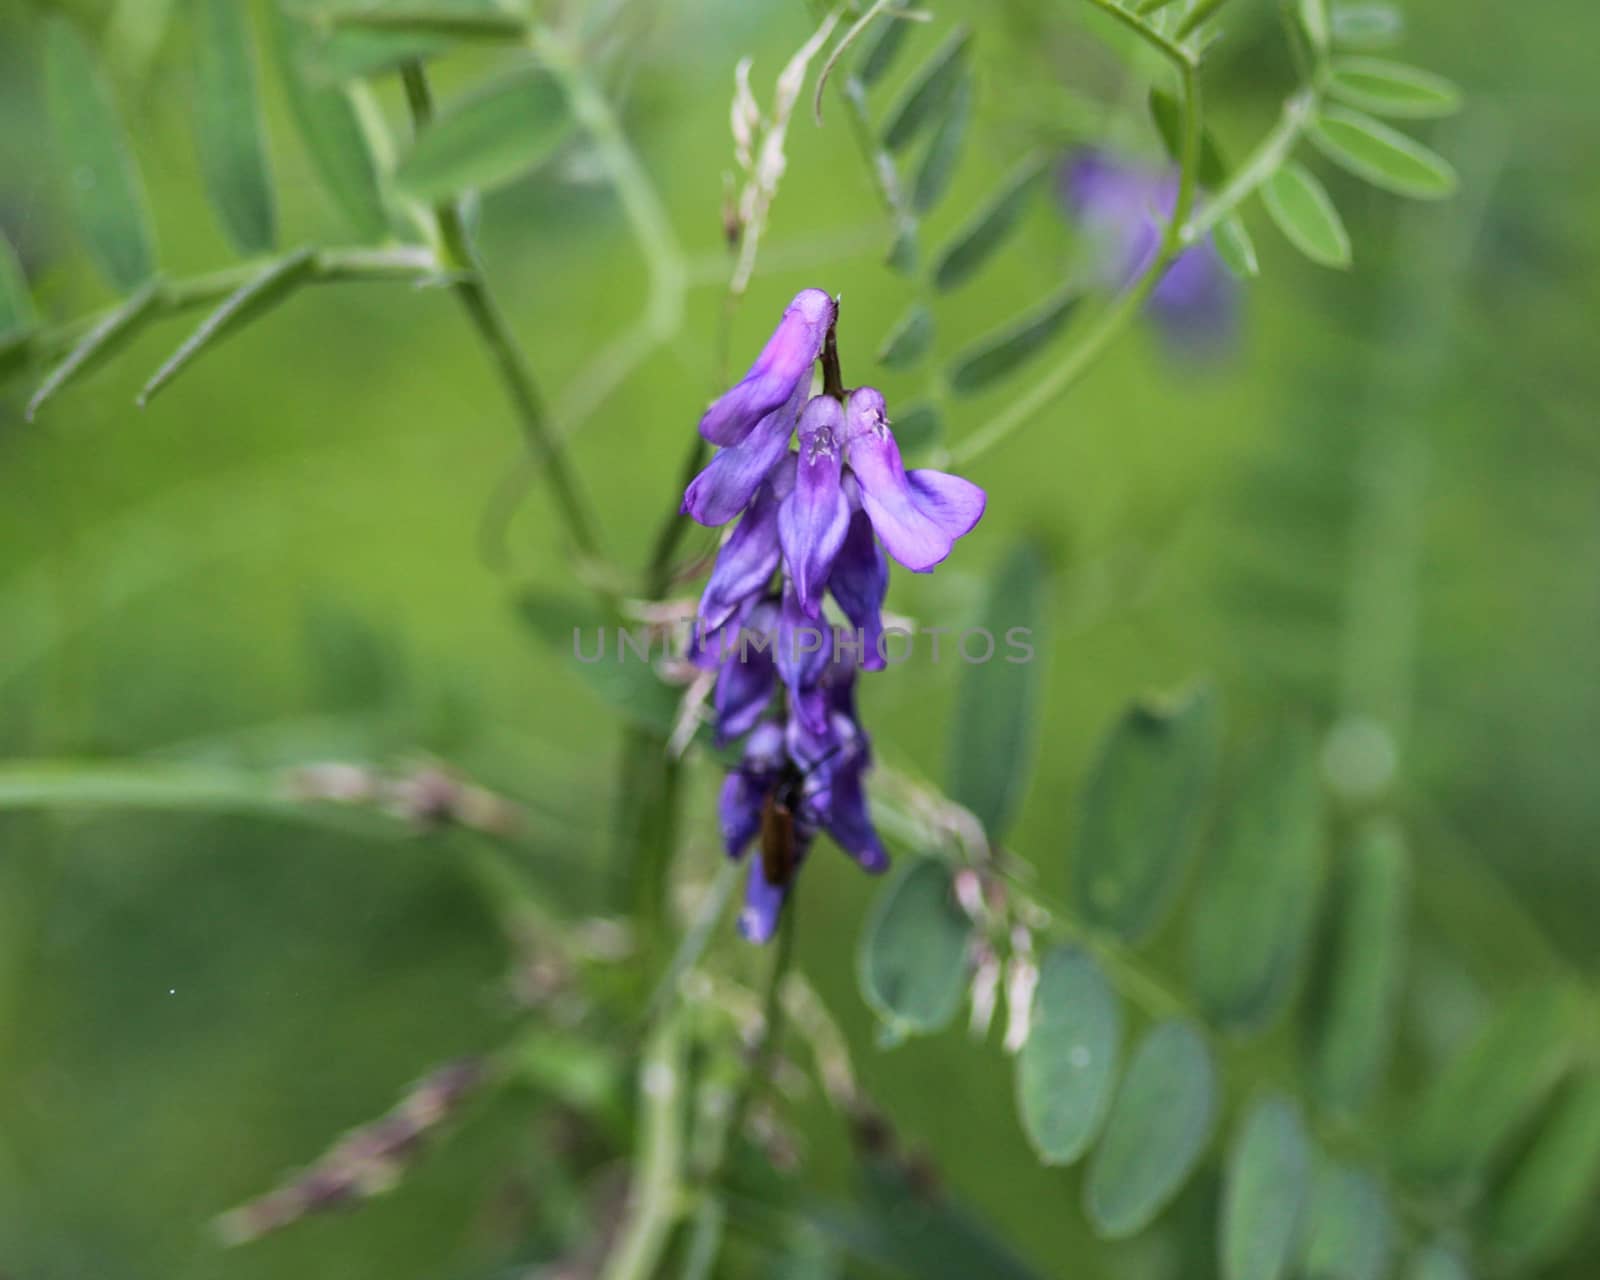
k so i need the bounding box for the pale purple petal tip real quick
[698,289,836,447]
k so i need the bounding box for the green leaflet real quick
[1220,1096,1310,1280]
[1308,106,1458,199]
[858,858,972,1039]
[1327,56,1463,119]
[1212,212,1260,278]
[1329,2,1405,50]
[1297,1160,1395,1280]
[138,248,317,407]
[856,6,912,88]
[945,541,1048,842]
[1486,1071,1600,1265]
[0,231,33,339]
[876,302,935,370]
[1085,1020,1217,1238]
[1072,682,1220,944]
[394,66,572,203]
[881,26,972,153]
[1262,163,1352,269]
[946,289,1079,396]
[1015,948,1121,1165]
[27,282,162,421]
[267,3,389,238]
[1187,724,1324,1031]
[193,0,276,255]
[1405,983,1579,1197]
[1148,88,1229,189]
[45,19,158,292]
[912,72,973,215]
[1406,1245,1472,1280]
[932,156,1045,292]
[1309,818,1409,1115]
[890,401,942,454]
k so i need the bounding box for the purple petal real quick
[738,855,792,944]
[719,771,765,860]
[778,396,852,616]
[776,585,831,734]
[824,762,889,874]
[696,459,794,631]
[712,602,779,744]
[699,289,836,447]
[845,387,986,572]
[682,386,802,527]
[827,510,889,671]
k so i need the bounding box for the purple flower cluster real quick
[1060,150,1236,351]
[682,289,986,941]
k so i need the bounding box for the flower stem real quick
[400,62,613,591]
[950,58,1202,466]
[724,898,799,1154]
[1182,89,1316,243]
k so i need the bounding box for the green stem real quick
[949,58,1202,466]
[724,900,799,1154]
[1182,88,1316,243]
[400,62,613,588]
[601,1011,689,1280]
[14,247,438,368]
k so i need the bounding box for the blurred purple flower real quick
[1060,150,1236,352]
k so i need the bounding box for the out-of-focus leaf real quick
[1149,88,1228,188]
[516,590,682,735]
[1406,983,1579,1196]
[856,6,912,88]
[858,858,971,1039]
[885,221,919,275]
[877,302,935,369]
[1327,57,1462,119]
[323,5,531,40]
[891,401,942,454]
[1309,106,1458,199]
[1187,724,1324,1031]
[932,155,1045,291]
[26,282,161,421]
[1072,683,1220,944]
[882,26,972,153]
[1298,0,1330,52]
[138,248,316,407]
[945,542,1048,842]
[1310,818,1409,1114]
[1487,1072,1600,1267]
[947,289,1079,395]
[193,0,276,255]
[1085,1020,1217,1238]
[267,3,388,238]
[45,19,158,292]
[1329,2,1405,50]
[912,72,973,214]
[394,66,571,203]
[1297,1160,1394,1280]
[0,232,33,339]
[859,1158,1049,1280]
[1220,1095,1310,1280]
[1407,1245,1472,1280]
[1262,163,1352,268]
[1015,947,1121,1165]
[1213,212,1260,278]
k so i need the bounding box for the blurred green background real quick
[1,0,1598,1276]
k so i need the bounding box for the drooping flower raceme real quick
[682,289,986,941]
[1060,150,1235,351]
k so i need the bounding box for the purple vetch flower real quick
[779,396,852,617]
[1060,149,1236,350]
[678,288,986,942]
[845,388,986,573]
[698,288,836,447]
